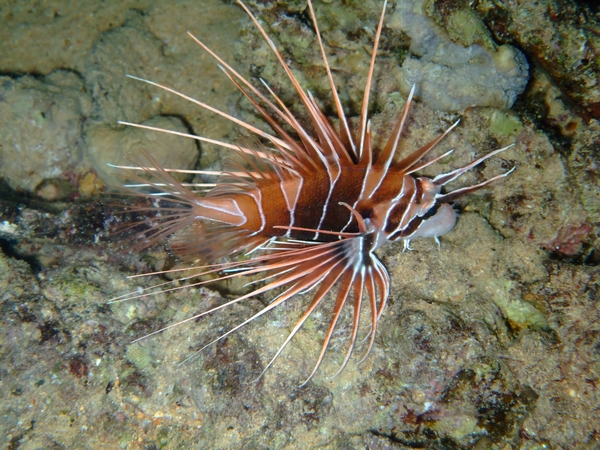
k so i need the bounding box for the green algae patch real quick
[125,343,153,371]
[505,299,549,331]
[489,278,549,331]
[445,10,494,49]
[488,110,523,138]
[423,0,495,49]
[434,414,483,441]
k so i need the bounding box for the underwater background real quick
[0,0,598,447]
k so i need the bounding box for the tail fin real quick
[111,150,263,261]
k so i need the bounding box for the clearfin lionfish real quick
[111,0,515,385]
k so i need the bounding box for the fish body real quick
[114,0,514,384]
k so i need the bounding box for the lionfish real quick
[111,0,514,385]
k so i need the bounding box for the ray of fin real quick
[358,0,388,161]
[125,74,291,151]
[306,0,356,158]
